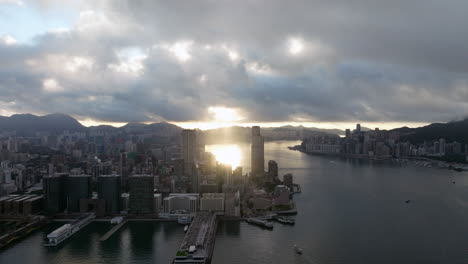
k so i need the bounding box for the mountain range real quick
[0,113,467,144]
[392,119,468,144]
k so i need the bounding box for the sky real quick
[0,0,467,130]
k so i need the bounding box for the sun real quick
[288,38,304,55]
[208,106,243,122]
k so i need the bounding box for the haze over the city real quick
[1,0,468,130]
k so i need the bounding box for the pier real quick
[44,213,95,247]
[99,219,128,242]
[173,212,218,264]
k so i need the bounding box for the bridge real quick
[173,212,218,264]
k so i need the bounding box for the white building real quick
[200,193,224,212]
[163,193,199,214]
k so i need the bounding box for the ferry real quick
[44,213,95,247]
[110,216,124,224]
[246,218,273,229]
[276,216,295,225]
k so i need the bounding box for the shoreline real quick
[290,145,468,171]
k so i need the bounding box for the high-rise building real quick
[268,160,278,182]
[439,138,446,155]
[345,129,351,138]
[233,166,243,184]
[92,162,112,179]
[251,126,264,176]
[128,175,154,215]
[98,174,122,215]
[43,173,68,214]
[182,129,197,176]
[182,129,203,192]
[356,124,361,133]
[66,175,91,212]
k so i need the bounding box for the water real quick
[0,221,185,264]
[2,140,468,264]
[212,141,468,264]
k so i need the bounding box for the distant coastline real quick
[289,144,468,171]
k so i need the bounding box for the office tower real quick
[233,166,243,184]
[67,175,91,212]
[119,152,128,191]
[98,174,122,215]
[439,138,446,155]
[216,163,231,191]
[128,175,154,214]
[356,124,361,133]
[182,129,203,192]
[92,162,112,179]
[251,126,264,176]
[43,173,68,214]
[182,129,197,176]
[345,129,351,138]
[268,160,279,182]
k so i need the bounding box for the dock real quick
[99,220,127,241]
[173,212,218,264]
[44,213,95,247]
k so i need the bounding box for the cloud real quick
[0,0,468,124]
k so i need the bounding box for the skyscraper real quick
[128,175,154,215]
[251,126,264,176]
[182,129,197,176]
[182,129,203,192]
[268,160,278,182]
[67,175,91,212]
[98,174,122,215]
[43,173,68,214]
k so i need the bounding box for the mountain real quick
[392,119,468,144]
[0,114,183,138]
[0,113,86,135]
[120,122,183,136]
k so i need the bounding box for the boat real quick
[276,216,295,225]
[184,225,188,233]
[177,215,191,225]
[110,216,124,224]
[294,245,302,255]
[246,218,273,229]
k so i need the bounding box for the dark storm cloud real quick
[1,0,468,123]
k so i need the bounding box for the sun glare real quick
[207,144,241,169]
[288,38,304,55]
[208,106,242,122]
